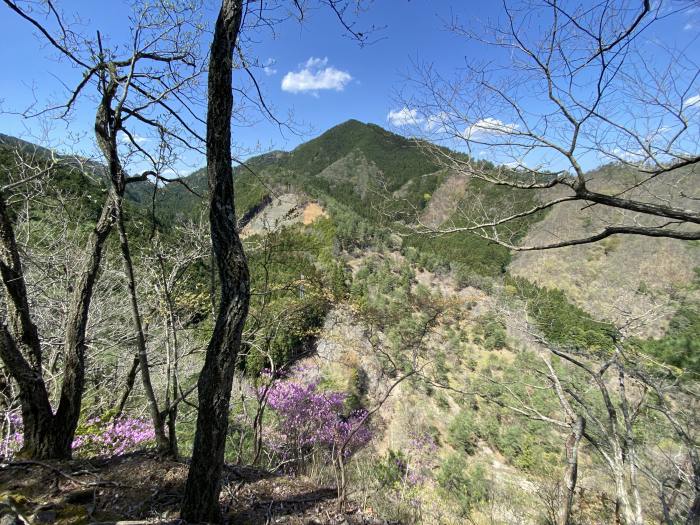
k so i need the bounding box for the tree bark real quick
[52,194,117,457]
[115,209,170,455]
[559,416,585,525]
[181,0,248,521]
[113,356,140,419]
[1,186,106,459]
[157,251,180,458]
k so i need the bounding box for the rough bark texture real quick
[559,416,585,525]
[0,186,100,459]
[52,195,117,456]
[180,0,248,522]
[0,180,119,458]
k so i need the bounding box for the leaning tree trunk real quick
[0,190,56,458]
[0,180,119,458]
[180,1,248,522]
[47,77,126,457]
[115,208,171,455]
[51,192,118,457]
[559,416,585,525]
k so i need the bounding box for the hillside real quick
[1,123,699,524]
[509,164,700,338]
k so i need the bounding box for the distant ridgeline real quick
[2,123,698,375]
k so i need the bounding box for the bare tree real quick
[180,0,374,519]
[0,0,203,458]
[404,0,699,250]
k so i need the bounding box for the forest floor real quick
[0,451,392,524]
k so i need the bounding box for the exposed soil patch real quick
[302,202,328,225]
[0,452,394,524]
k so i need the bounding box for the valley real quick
[1,118,697,523]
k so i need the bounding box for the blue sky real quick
[1,1,698,175]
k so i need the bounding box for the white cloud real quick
[464,118,519,139]
[281,57,352,94]
[683,22,694,30]
[304,57,328,68]
[424,112,450,132]
[119,133,149,145]
[684,94,700,107]
[610,147,647,163]
[386,107,423,127]
[263,58,277,76]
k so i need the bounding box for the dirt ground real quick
[0,452,394,524]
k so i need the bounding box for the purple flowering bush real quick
[0,412,155,460]
[264,377,372,469]
[376,431,438,489]
[0,412,23,459]
[72,415,156,456]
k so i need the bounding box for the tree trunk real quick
[559,416,585,525]
[1,186,114,459]
[115,210,170,455]
[181,1,248,522]
[0,323,62,459]
[113,356,140,419]
[157,250,180,458]
[52,194,117,456]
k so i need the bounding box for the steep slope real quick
[509,164,700,338]
[0,133,156,213]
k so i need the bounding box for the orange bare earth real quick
[302,202,328,224]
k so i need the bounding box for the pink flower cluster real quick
[0,413,155,460]
[405,431,438,486]
[72,416,156,456]
[0,412,23,459]
[265,378,372,462]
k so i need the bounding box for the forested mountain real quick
[1,119,697,523]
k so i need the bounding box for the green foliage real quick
[636,302,700,376]
[507,276,617,351]
[242,224,337,375]
[447,410,478,455]
[374,449,409,488]
[404,231,512,278]
[437,455,490,515]
[286,120,440,195]
[473,313,507,350]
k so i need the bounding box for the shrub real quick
[474,314,508,350]
[1,414,155,459]
[448,410,479,455]
[437,454,490,515]
[264,376,372,468]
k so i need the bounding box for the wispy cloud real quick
[119,133,149,145]
[281,57,352,95]
[424,112,450,132]
[387,107,423,127]
[464,118,519,139]
[263,58,277,76]
[684,94,700,107]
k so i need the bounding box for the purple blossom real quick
[0,413,155,460]
[264,378,372,466]
[403,431,438,486]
